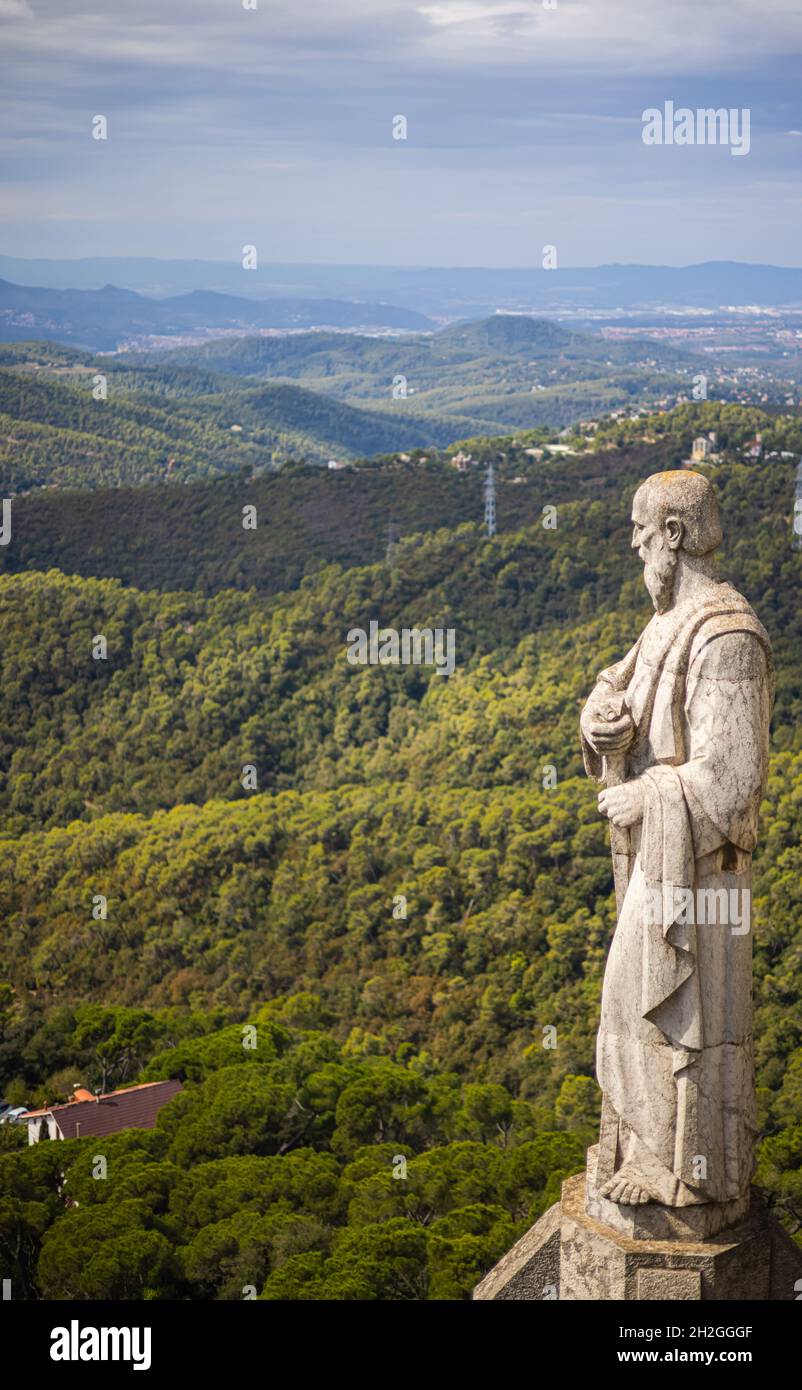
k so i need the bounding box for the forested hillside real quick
[139,312,699,436]
[5,398,799,597]
[0,440,670,595]
[0,1003,587,1300]
[1,403,801,1300]
[0,318,713,490]
[0,351,482,488]
[142,311,696,390]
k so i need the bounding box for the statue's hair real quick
[633,470,723,556]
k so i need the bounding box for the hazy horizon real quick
[3,254,802,272]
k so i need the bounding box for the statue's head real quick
[631,470,722,612]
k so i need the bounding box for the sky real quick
[1,0,801,268]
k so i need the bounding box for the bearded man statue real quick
[580,470,773,1212]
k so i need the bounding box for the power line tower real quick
[794,460,802,551]
[385,520,400,563]
[483,461,496,538]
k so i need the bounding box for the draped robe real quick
[581,583,773,1205]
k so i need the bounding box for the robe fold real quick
[582,583,774,1205]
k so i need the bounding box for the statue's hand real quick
[598,780,645,828]
[581,691,636,755]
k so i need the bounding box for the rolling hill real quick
[0,349,487,488]
[140,310,698,404]
[0,425,799,1082]
[2,399,799,592]
[0,316,706,489]
[135,311,702,437]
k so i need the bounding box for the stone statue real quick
[475,469,802,1296]
[580,471,773,1215]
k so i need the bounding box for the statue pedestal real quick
[473,1152,802,1301]
[583,1144,751,1241]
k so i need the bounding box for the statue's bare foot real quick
[600,1166,658,1205]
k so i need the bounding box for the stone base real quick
[474,1169,802,1301]
[584,1144,751,1240]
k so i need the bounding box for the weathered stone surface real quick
[585,1145,750,1240]
[636,1268,701,1299]
[562,1171,775,1302]
[473,1200,560,1301]
[473,1169,802,1302]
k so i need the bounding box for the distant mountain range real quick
[0,278,432,351]
[2,257,802,316]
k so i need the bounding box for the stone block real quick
[473,1166,802,1301]
[473,1200,560,1301]
[637,1268,701,1299]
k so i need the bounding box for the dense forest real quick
[0,440,669,595]
[0,353,484,488]
[1,399,801,1299]
[0,318,721,490]
[137,313,698,428]
[4,399,799,596]
[0,1001,587,1300]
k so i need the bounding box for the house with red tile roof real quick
[24,1079,182,1144]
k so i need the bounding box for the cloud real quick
[414,0,802,73]
[3,0,802,76]
[418,2,529,26]
[0,0,801,264]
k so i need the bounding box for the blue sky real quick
[1,0,801,267]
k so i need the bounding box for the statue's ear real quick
[664,515,684,550]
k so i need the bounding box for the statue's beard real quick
[643,545,678,613]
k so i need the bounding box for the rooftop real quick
[25,1079,182,1139]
